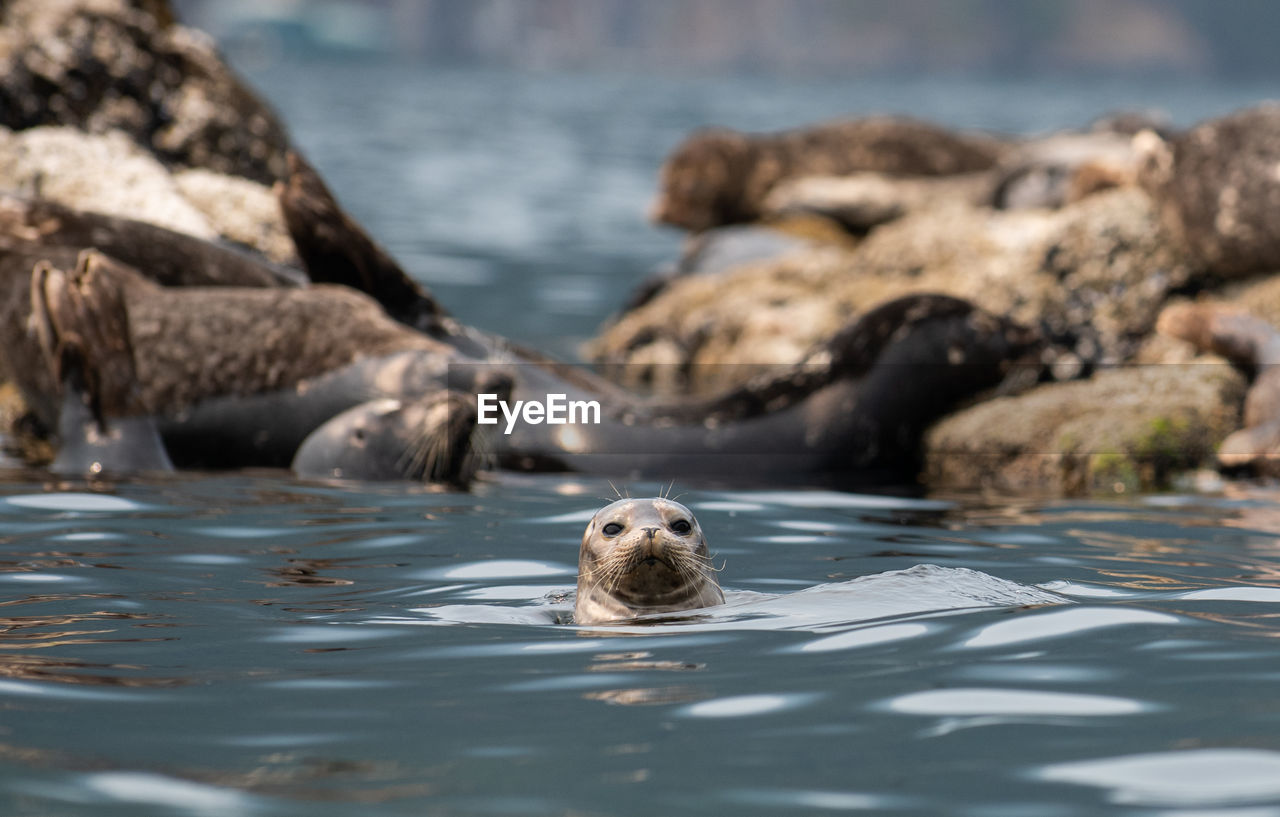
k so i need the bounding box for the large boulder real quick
[0,0,291,184]
[0,125,294,263]
[1141,104,1280,278]
[923,361,1245,495]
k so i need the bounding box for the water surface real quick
[3,474,1280,815]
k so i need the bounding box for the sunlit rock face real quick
[0,0,291,184]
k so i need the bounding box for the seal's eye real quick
[602,522,624,536]
[670,519,692,534]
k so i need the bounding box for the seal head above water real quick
[575,498,724,624]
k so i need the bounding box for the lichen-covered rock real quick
[0,0,290,184]
[588,243,860,394]
[173,168,295,264]
[922,362,1245,495]
[651,117,1010,232]
[0,125,292,261]
[0,126,213,238]
[1036,186,1197,365]
[590,187,1195,394]
[1140,104,1280,278]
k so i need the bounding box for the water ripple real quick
[961,607,1182,649]
[2,493,150,513]
[680,692,818,718]
[1177,587,1280,603]
[788,623,934,653]
[884,688,1149,716]
[81,772,264,816]
[724,787,907,811]
[1037,749,1280,806]
[419,559,576,580]
[0,678,176,703]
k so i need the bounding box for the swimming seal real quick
[575,498,724,624]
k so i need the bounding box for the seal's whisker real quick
[407,419,440,481]
[468,426,497,476]
[397,415,431,478]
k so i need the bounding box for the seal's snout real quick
[639,528,664,563]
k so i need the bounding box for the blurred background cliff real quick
[171,0,1279,78]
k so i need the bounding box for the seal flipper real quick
[30,253,173,475]
[1158,301,1280,474]
[49,370,174,476]
[276,152,450,336]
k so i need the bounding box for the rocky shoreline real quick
[4,0,1280,495]
[590,104,1280,494]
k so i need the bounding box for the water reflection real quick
[960,607,1181,649]
[0,654,184,688]
[1038,749,1280,807]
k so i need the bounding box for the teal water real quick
[4,474,1280,815]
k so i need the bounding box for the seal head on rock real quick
[575,498,724,624]
[291,391,485,488]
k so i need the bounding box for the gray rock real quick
[923,362,1245,495]
[1140,103,1280,278]
[0,0,291,184]
[0,125,293,262]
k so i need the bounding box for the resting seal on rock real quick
[10,247,494,487]
[291,390,486,487]
[28,253,173,475]
[492,293,1041,482]
[652,116,1009,232]
[575,498,724,624]
[1158,301,1280,472]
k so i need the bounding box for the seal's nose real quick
[640,528,662,563]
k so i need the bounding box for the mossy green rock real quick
[923,362,1245,495]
